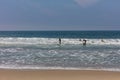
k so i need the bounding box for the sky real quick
[0,0,120,30]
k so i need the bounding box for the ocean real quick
[0,31,120,71]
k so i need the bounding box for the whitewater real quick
[0,31,120,71]
[0,38,120,45]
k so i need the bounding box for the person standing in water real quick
[83,39,87,46]
[59,38,61,45]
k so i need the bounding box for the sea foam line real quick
[0,65,120,72]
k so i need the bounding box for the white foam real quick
[0,65,120,72]
[0,37,120,45]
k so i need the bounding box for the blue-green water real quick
[0,31,120,71]
[0,31,120,38]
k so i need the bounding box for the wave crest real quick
[0,37,120,45]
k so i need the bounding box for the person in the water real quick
[83,39,87,46]
[101,39,105,42]
[59,38,61,45]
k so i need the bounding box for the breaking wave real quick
[0,37,120,45]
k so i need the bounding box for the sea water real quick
[0,31,120,71]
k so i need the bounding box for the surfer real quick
[59,38,61,45]
[83,39,87,46]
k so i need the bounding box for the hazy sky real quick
[0,0,120,30]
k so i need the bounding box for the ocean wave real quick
[0,37,120,45]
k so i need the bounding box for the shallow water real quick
[0,31,120,71]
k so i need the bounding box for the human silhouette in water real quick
[83,39,87,46]
[59,38,61,45]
